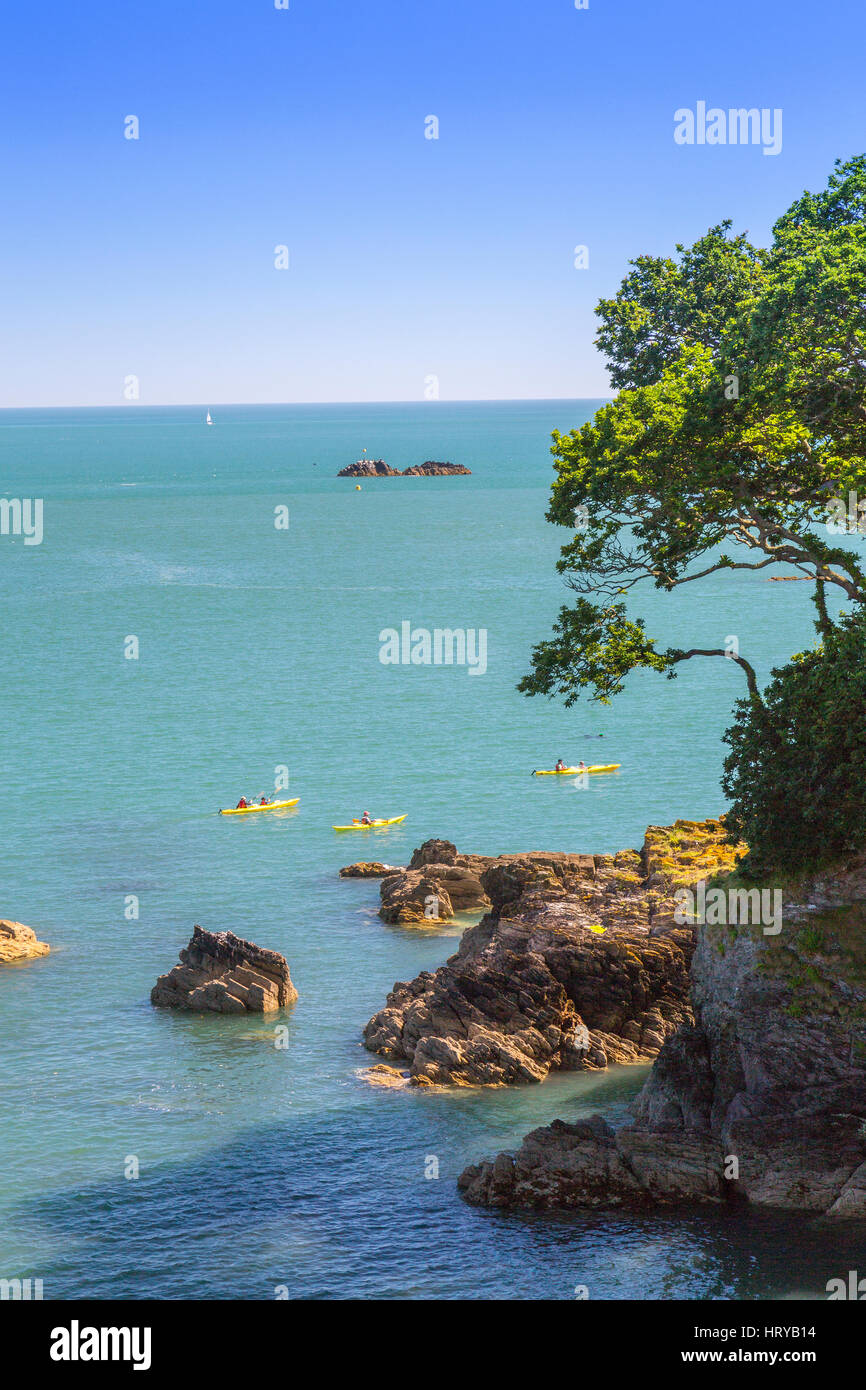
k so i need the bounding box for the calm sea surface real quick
[1,400,863,1298]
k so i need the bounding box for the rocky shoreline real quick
[351,821,866,1216]
[355,820,742,1085]
[457,855,866,1217]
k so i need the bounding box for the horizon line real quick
[0,394,612,414]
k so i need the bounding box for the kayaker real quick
[555,759,566,772]
[577,761,587,771]
[360,810,373,825]
[236,797,248,809]
[259,795,270,806]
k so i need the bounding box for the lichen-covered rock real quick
[0,919,50,964]
[151,926,297,1014]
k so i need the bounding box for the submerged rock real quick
[151,925,297,1014]
[0,918,50,964]
[340,861,403,878]
[358,1064,412,1089]
[363,820,740,1084]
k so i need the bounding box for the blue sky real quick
[1,0,864,406]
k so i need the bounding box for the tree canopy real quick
[520,156,866,712]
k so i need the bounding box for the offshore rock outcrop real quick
[337,459,471,477]
[401,461,471,476]
[151,926,297,1014]
[458,859,866,1215]
[338,459,401,477]
[0,918,50,964]
[363,821,741,1085]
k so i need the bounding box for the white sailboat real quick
[206,410,213,426]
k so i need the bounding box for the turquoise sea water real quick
[2,399,865,1300]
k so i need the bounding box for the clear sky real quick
[1,0,864,407]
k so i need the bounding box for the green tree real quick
[520,157,866,713]
[722,614,866,872]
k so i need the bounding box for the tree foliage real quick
[520,155,866,711]
[722,614,866,873]
[521,156,866,869]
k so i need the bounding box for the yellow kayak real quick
[333,815,407,831]
[533,764,620,776]
[220,798,300,815]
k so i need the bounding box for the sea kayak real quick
[532,764,620,776]
[332,815,407,831]
[219,798,300,815]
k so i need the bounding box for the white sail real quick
[206,411,213,425]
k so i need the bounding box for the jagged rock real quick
[370,838,494,924]
[379,864,490,924]
[151,926,297,1014]
[378,871,455,924]
[363,822,739,1084]
[409,839,459,868]
[0,919,50,964]
[340,862,403,878]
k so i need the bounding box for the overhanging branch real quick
[667,647,762,703]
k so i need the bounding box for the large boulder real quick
[0,919,50,964]
[151,926,297,1014]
